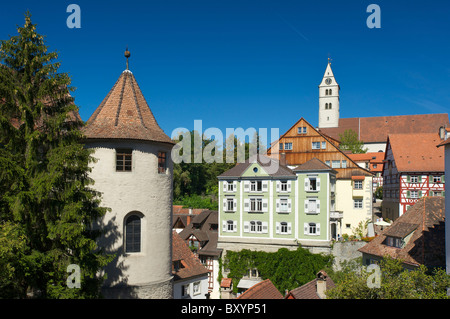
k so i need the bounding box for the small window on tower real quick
[116,149,132,172]
[329,89,332,95]
[158,151,167,174]
[329,103,332,109]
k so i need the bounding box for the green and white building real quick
[217,156,338,254]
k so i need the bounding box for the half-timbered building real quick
[382,133,445,221]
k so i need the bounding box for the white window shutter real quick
[262,222,268,234]
[244,181,250,192]
[233,181,237,192]
[287,181,291,192]
[288,223,292,235]
[243,221,249,233]
[304,178,310,191]
[288,199,292,212]
[276,199,280,212]
[304,200,309,213]
[223,181,227,192]
[316,200,320,212]
[262,199,268,212]
[223,199,227,211]
[262,181,268,192]
[244,199,250,211]
[233,198,237,211]
[317,178,321,191]
[233,221,237,232]
[276,181,280,192]
[276,222,280,234]
[316,223,321,235]
[304,223,309,235]
[222,221,227,232]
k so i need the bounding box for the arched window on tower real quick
[125,214,142,253]
[325,89,328,96]
[329,89,332,95]
[329,103,332,109]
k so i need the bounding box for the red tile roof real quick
[83,70,173,145]
[285,270,335,299]
[319,114,449,143]
[388,133,445,172]
[172,231,209,281]
[237,279,283,299]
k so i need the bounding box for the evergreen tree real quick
[0,12,112,298]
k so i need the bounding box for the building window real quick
[280,222,288,234]
[116,149,132,172]
[354,199,363,209]
[250,198,263,212]
[306,199,319,214]
[226,198,234,212]
[280,198,289,212]
[354,181,363,189]
[193,281,201,295]
[312,142,321,150]
[181,284,189,298]
[306,176,320,191]
[410,176,418,183]
[227,220,234,232]
[279,143,283,150]
[325,160,331,167]
[410,190,419,199]
[342,160,347,168]
[329,89,332,95]
[433,176,441,183]
[298,127,307,134]
[158,151,167,174]
[280,181,288,192]
[386,236,402,248]
[125,214,141,253]
[332,160,340,168]
[250,181,262,192]
[321,141,326,149]
[284,143,293,150]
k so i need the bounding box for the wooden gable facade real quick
[267,118,372,180]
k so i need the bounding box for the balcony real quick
[330,211,343,220]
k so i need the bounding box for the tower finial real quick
[125,47,131,70]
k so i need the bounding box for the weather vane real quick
[125,46,131,70]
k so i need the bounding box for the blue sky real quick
[1,0,449,142]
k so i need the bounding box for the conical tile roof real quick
[83,70,174,145]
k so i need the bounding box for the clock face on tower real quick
[325,78,332,85]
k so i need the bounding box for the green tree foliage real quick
[172,130,257,209]
[0,12,113,298]
[223,247,333,294]
[339,129,368,154]
[327,256,450,299]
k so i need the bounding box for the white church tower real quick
[83,49,175,298]
[318,59,340,128]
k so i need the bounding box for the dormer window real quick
[386,236,402,248]
[116,149,132,172]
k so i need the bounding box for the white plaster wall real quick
[86,139,173,296]
[173,276,209,299]
[335,178,373,237]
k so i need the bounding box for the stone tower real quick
[318,60,340,128]
[83,51,175,298]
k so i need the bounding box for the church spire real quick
[318,60,340,128]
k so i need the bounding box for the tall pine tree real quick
[0,12,112,298]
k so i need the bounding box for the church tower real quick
[318,59,340,128]
[83,50,175,299]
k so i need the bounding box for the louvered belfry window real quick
[125,215,141,253]
[116,149,132,172]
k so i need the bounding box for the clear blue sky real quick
[1,0,449,141]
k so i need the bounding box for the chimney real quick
[316,271,327,299]
[280,153,287,166]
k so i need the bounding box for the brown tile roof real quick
[237,279,283,299]
[178,210,222,257]
[292,157,337,173]
[348,152,385,173]
[83,70,174,145]
[358,197,445,268]
[218,154,296,178]
[285,270,335,299]
[172,231,210,281]
[319,113,449,143]
[388,133,445,172]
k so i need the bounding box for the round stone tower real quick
[83,51,174,298]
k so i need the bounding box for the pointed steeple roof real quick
[319,59,338,87]
[83,64,173,145]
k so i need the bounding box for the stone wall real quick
[331,241,366,271]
